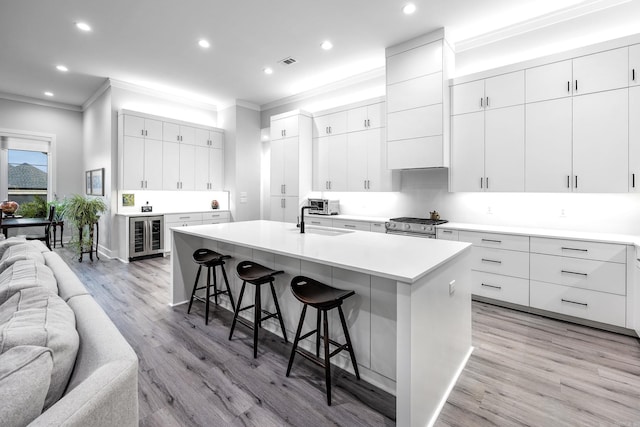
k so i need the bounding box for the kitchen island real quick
[171,220,472,427]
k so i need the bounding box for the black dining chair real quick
[25,205,55,249]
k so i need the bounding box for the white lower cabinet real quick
[306,217,333,227]
[332,219,371,232]
[164,211,230,252]
[441,226,632,330]
[530,281,626,327]
[472,271,529,306]
[270,196,298,223]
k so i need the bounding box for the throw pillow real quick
[0,345,53,427]
[0,287,79,409]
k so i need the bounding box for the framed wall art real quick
[86,168,105,196]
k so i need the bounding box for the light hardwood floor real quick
[59,248,640,426]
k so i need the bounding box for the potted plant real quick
[64,194,106,261]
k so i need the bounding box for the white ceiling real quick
[0,0,638,109]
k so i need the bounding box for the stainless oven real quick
[385,217,448,238]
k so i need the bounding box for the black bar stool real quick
[286,275,359,406]
[187,249,235,325]
[229,260,288,358]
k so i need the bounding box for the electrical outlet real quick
[487,206,492,215]
[449,280,456,295]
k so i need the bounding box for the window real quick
[0,130,56,207]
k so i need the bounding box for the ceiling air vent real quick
[279,57,297,65]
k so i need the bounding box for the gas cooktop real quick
[389,217,448,225]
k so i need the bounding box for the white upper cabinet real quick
[271,114,299,141]
[628,86,640,192]
[484,71,525,109]
[451,80,485,115]
[347,102,385,132]
[572,88,628,193]
[312,134,348,191]
[572,47,628,95]
[450,112,485,192]
[631,44,640,86]
[195,128,223,148]
[123,115,162,140]
[484,106,525,192]
[347,128,390,191]
[162,122,195,144]
[313,111,347,137]
[526,60,573,103]
[525,98,573,192]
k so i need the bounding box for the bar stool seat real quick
[229,260,288,358]
[187,249,235,325]
[286,275,359,406]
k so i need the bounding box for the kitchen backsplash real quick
[310,168,640,235]
[117,190,230,214]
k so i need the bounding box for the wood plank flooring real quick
[58,248,640,426]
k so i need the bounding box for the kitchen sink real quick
[291,226,354,236]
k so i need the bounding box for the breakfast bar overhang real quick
[170,220,472,427]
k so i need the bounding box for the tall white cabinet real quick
[269,110,312,223]
[118,110,224,192]
[385,28,453,169]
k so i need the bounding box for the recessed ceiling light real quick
[75,22,91,32]
[402,3,416,14]
[198,39,210,48]
[263,67,273,75]
[44,91,54,97]
[56,65,68,72]
[321,40,333,50]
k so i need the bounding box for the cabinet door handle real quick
[141,180,144,188]
[364,119,367,128]
[561,247,588,252]
[575,80,578,92]
[575,175,578,189]
[567,81,570,93]
[561,298,588,307]
[485,96,489,107]
[561,270,588,277]
[141,130,144,136]
[480,177,483,189]
[283,184,286,194]
[329,181,332,190]
[567,175,570,188]
[486,177,489,189]
[480,97,483,108]
[633,69,636,81]
[481,238,502,244]
[145,180,148,188]
[481,283,502,290]
[364,180,367,189]
[633,173,636,188]
[481,258,502,264]
[367,119,370,127]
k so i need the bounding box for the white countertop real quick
[116,210,230,217]
[438,222,640,246]
[307,213,389,223]
[173,220,470,283]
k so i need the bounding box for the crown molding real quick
[0,92,82,112]
[260,66,386,111]
[454,0,632,52]
[218,99,261,112]
[82,78,111,111]
[107,78,218,112]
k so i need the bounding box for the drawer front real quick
[203,211,229,221]
[168,220,202,228]
[530,237,626,263]
[437,228,458,241]
[459,231,529,252]
[165,213,203,223]
[472,271,529,306]
[369,222,386,233]
[530,253,626,295]
[530,280,626,327]
[471,247,529,279]
[307,217,333,227]
[333,220,370,232]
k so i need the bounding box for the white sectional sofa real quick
[0,237,138,427]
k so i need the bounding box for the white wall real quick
[0,98,83,200]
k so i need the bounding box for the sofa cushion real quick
[0,287,79,410]
[43,251,88,302]
[0,260,58,305]
[0,243,46,272]
[0,236,28,258]
[0,345,53,427]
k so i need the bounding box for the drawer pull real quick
[442,230,453,234]
[561,247,588,252]
[311,221,321,225]
[561,298,588,307]
[179,216,191,219]
[481,258,502,264]
[344,224,356,228]
[481,283,502,290]
[561,270,588,277]
[481,239,502,244]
